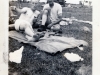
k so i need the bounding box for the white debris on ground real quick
[9,46,24,63]
[34,53,40,55]
[64,53,84,62]
[61,18,73,25]
[77,46,84,51]
[60,21,69,25]
[62,17,92,25]
[82,26,91,32]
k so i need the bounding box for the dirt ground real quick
[9,2,92,75]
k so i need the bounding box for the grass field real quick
[9,2,92,75]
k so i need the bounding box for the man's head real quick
[47,0,54,7]
[30,0,40,11]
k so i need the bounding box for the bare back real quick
[19,7,40,25]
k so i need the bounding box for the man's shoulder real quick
[22,7,30,10]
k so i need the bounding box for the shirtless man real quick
[9,0,44,42]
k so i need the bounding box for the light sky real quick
[39,0,81,4]
[65,0,81,4]
[39,0,92,4]
[9,0,92,4]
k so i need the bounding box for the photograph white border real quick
[0,0,100,75]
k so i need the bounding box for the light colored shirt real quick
[43,2,62,22]
[19,7,40,25]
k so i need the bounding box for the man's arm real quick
[51,13,62,25]
[47,13,62,28]
[48,5,63,28]
[11,6,27,14]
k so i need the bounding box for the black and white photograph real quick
[0,0,94,75]
[8,0,92,75]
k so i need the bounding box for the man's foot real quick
[33,32,45,42]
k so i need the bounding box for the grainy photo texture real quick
[9,0,92,75]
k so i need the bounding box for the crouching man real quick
[9,1,44,42]
[38,0,63,32]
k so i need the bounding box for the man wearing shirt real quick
[38,0,63,32]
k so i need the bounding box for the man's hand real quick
[47,23,53,29]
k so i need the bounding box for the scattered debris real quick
[64,53,84,62]
[78,46,84,51]
[62,17,92,25]
[60,21,69,25]
[9,46,24,63]
[61,18,73,25]
[82,26,91,32]
[34,53,40,55]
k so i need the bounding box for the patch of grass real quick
[62,7,92,21]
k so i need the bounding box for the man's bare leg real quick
[24,26,35,37]
[41,10,48,25]
[24,25,45,41]
[38,10,49,32]
[25,32,45,42]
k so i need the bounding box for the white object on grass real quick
[60,21,69,25]
[83,26,91,32]
[78,46,84,51]
[9,46,24,63]
[62,17,92,25]
[61,18,73,25]
[64,53,84,62]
